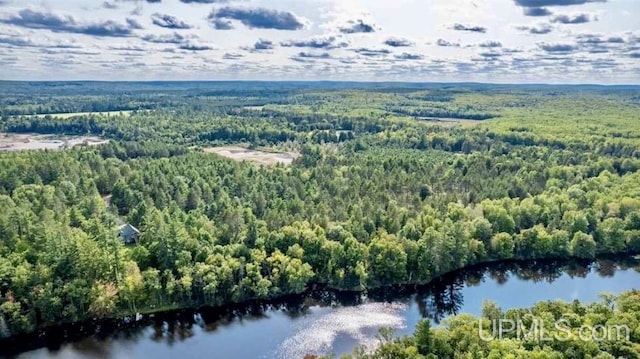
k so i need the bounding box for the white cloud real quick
[0,0,637,83]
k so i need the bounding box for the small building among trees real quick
[118,224,140,245]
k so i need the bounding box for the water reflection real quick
[4,257,639,359]
[363,257,639,323]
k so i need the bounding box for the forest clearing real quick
[0,133,109,151]
[203,146,299,165]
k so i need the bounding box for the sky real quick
[0,0,638,83]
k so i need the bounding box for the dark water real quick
[6,258,640,359]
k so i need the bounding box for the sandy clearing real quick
[0,133,109,151]
[203,146,299,165]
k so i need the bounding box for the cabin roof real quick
[118,224,140,243]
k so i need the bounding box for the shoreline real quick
[2,253,638,356]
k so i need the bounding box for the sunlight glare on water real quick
[273,302,407,359]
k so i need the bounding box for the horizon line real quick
[0,79,639,87]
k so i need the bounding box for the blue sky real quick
[0,0,638,83]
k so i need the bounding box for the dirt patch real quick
[0,133,110,151]
[203,146,299,165]
[242,106,265,111]
[414,117,482,127]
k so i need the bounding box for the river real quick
[6,257,640,359]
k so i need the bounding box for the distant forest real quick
[0,82,639,351]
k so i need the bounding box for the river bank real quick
[2,255,639,358]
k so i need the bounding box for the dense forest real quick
[0,82,639,354]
